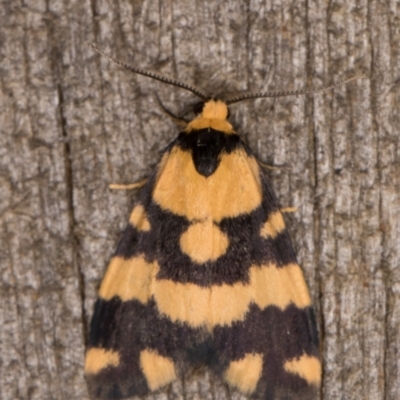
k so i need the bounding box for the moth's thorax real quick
[176,127,241,178]
[186,100,234,134]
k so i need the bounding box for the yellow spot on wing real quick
[153,277,252,329]
[153,148,262,222]
[99,256,158,302]
[85,348,120,374]
[284,354,321,386]
[153,263,311,328]
[260,211,285,239]
[140,349,177,390]
[180,220,229,263]
[224,353,263,394]
[251,263,311,310]
[129,204,151,231]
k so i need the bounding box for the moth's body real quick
[85,100,320,400]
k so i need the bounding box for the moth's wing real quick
[84,148,208,399]
[85,136,320,400]
[210,148,320,400]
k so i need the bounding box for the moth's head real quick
[193,100,230,121]
[187,100,233,134]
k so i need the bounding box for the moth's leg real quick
[109,178,147,190]
[258,161,291,171]
[154,93,189,128]
[280,206,297,213]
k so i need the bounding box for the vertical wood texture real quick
[1,0,399,399]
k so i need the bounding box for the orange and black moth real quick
[84,43,321,400]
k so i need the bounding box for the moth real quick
[83,43,356,400]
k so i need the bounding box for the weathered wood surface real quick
[1,1,399,399]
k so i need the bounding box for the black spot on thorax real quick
[176,129,241,177]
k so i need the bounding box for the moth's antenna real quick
[86,42,208,101]
[225,76,364,105]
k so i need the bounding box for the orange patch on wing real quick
[153,148,262,222]
[85,348,120,374]
[99,256,158,302]
[153,263,311,328]
[284,354,321,386]
[153,278,252,329]
[251,263,311,310]
[180,220,229,263]
[224,353,263,394]
[260,211,285,238]
[97,257,310,329]
[129,205,151,231]
[140,349,177,390]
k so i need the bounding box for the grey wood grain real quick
[1,0,399,399]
